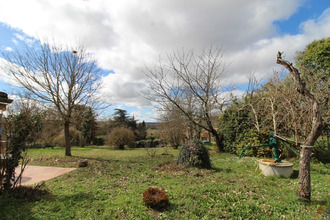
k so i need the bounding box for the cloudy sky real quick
[0,0,329,121]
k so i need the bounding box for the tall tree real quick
[277,51,323,202]
[1,40,102,156]
[295,37,329,89]
[112,108,137,130]
[144,46,230,152]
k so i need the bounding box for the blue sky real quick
[0,0,329,122]
[273,0,329,35]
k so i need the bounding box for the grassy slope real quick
[0,147,329,219]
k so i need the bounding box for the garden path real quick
[15,165,76,185]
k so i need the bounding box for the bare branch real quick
[1,39,104,156]
[144,46,230,152]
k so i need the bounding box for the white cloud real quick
[13,33,35,46]
[12,39,18,45]
[4,47,12,51]
[0,0,329,121]
[0,57,22,87]
[225,8,330,84]
[299,7,330,38]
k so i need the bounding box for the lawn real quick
[0,146,329,219]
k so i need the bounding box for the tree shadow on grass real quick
[0,184,97,220]
[71,155,113,163]
[211,167,233,173]
[146,201,179,218]
[0,185,52,220]
[72,155,153,164]
[0,197,35,220]
[290,170,299,179]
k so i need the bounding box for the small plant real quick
[145,147,159,158]
[143,187,169,210]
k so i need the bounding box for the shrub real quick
[93,137,105,146]
[143,187,169,210]
[177,141,211,169]
[236,129,272,158]
[135,139,163,148]
[313,137,330,163]
[105,127,135,149]
[53,127,85,147]
[2,112,35,190]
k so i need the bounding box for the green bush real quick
[218,99,252,154]
[236,129,272,158]
[313,137,330,163]
[93,137,105,146]
[135,139,163,148]
[2,114,27,190]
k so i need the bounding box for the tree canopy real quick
[1,40,103,156]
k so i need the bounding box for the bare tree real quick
[277,51,323,201]
[144,46,230,152]
[246,74,262,132]
[1,40,102,156]
[158,106,186,149]
[278,75,308,145]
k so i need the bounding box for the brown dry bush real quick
[105,127,135,149]
[143,187,169,210]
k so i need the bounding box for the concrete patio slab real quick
[15,165,77,185]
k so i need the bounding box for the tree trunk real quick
[327,129,330,157]
[297,101,323,201]
[276,52,323,202]
[212,130,223,152]
[298,147,312,201]
[64,120,71,156]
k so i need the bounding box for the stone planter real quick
[258,159,294,178]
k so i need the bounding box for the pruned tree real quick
[277,51,323,202]
[1,40,102,156]
[144,46,230,152]
[278,75,308,145]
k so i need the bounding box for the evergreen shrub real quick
[177,141,211,169]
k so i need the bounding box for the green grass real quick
[1,146,329,219]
